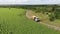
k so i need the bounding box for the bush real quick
[49,16,55,21]
[49,13,56,21]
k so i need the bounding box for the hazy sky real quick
[0,0,60,4]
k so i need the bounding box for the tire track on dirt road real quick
[26,10,60,31]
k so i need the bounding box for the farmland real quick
[0,8,60,34]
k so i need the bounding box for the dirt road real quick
[26,10,60,31]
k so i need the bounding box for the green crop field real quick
[0,8,60,34]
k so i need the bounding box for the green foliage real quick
[49,16,55,21]
[55,9,60,19]
[0,8,59,34]
[49,13,55,21]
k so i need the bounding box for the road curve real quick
[26,10,60,31]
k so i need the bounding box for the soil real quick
[26,10,60,31]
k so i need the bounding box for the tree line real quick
[20,5,60,21]
[0,5,60,21]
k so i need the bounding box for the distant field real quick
[0,8,60,34]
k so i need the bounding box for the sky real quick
[0,0,60,4]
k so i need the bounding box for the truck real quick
[32,16,40,22]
